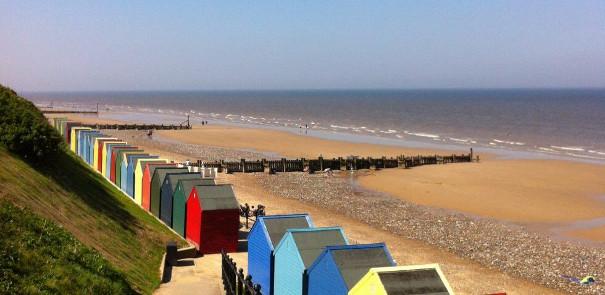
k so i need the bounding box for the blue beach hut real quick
[273,227,348,295]
[248,214,314,295]
[120,152,149,194]
[306,243,395,295]
[120,153,158,199]
[78,130,99,158]
[86,132,105,165]
[105,143,129,178]
[125,154,158,197]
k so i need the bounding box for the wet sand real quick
[357,160,605,223]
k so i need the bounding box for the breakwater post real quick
[193,150,474,174]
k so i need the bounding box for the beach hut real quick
[78,130,93,158]
[172,178,216,237]
[348,264,454,295]
[93,137,117,171]
[86,133,106,165]
[160,173,204,226]
[110,146,139,183]
[115,149,144,188]
[78,130,99,158]
[82,131,103,163]
[124,154,157,197]
[185,184,240,254]
[150,167,189,217]
[99,140,124,173]
[70,127,91,152]
[273,227,349,295]
[248,214,314,295]
[134,158,167,206]
[306,243,395,295]
[59,120,69,137]
[103,142,128,178]
[54,118,67,135]
[143,163,178,211]
[64,121,81,144]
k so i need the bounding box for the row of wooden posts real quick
[197,152,474,174]
[222,250,262,295]
[81,123,191,130]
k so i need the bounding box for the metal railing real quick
[221,250,262,295]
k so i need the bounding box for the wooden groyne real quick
[41,110,99,114]
[196,152,474,173]
[82,123,191,130]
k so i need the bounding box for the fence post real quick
[282,158,286,172]
[237,268,244,295]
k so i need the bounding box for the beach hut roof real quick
[283,227,348,268]
[165,173,204,192]
[178,178,215,197]
[370,264,453,295]
[311,243,395,289]
[193,184,238,211]
[260,214,313,247]
[153,167,188,183]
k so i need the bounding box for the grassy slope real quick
[0,147,184,294]
[0,201,134,294]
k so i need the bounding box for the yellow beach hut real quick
[93,137,117,170]
[101,141,126,176]
[70,127,91,152]
[134,158,167,206]
[348,264,454,295]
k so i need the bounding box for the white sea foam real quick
[330,124,351,130]
[404,131,440,139]
[588,150,605,156]
[538,147,556,152]
[448,137,474,144]
[551,146,585,152]
[493,139,525,146]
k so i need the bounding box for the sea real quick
[27,89,605,163]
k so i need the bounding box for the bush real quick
[0,201,135,294]
[0,85,63,161]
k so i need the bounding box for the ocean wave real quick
[448,137,476,144]
[404,131,440,139]
[588,150,605,156]
[550,146,585,152]
[538,147,557,152]
[493,139,525,146]
[330,124,352,130]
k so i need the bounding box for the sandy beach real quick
[54,113,605,240]
[51,113,605,294]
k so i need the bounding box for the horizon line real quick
[20,86,605,94]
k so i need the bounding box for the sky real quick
[1,1,604,91]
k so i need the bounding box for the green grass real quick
[0,201,134,294]
[0,147,185,294]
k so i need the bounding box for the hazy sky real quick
[1,1,604,91]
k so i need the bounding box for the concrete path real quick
[154,251,248,295]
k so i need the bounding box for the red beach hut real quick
[142,163,177,211]
[186,184,239,254]
[96,138,119,172]
[110,146,139,183]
